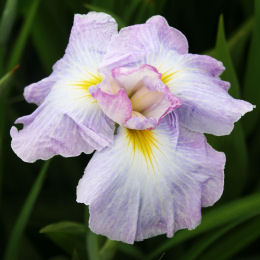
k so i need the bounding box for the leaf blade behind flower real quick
[7,0,40,70]
[3,161,51,260]
[208,15,249,199]
[145,192,260,260]
[0,65,19,203]
[179,213,257,260]
[199,216,260,260]
[243,0,260,135]
[40,221,86,259]
[0,0,18,74]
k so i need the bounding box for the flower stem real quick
[99,239,117,260]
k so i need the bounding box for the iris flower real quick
[11,12,254,243]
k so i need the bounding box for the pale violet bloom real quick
[11,12,117,162]
[11,12,254,244]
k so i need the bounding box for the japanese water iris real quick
[10,12,254,244]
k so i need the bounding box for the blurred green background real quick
[0,0,259,259]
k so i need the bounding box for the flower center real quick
[130,84,164,115]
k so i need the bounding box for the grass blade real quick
[228,17,253,72]
[100,239,117,260]
[0,0,18,74]
[0,0,40,202]
[0,64,19,98]
[3,160,51,260]
[85,207,101,260]
[199,216,260,260]
[210,15,248,198]
[133,0,149,24]
[214,16,242,108]
[204,17,253,67]
[7,0,40,70]
[0,0,18,47]
[243,0,260,135]
[0,64,19,204]
[123,0,140,24]
[145,193,260,260]
[179,213,257,260]
[40,221,86,259]
[87,231,101,260]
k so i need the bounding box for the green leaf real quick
[145,193,260,260]
[7,0,40,70]
[0,0,18,47]
[0,0,38,203]
[99,239,117,260]
[40,221,85,237]
[199,216,260,260]
[204,16,253,64]
[3,160,51,260]
[0,0,18,73]
[0,64,19,99]
[208,15,248,198]
[179,213,257,260]
[122,0,140,24]
[214,15,241,102]
[133,0,149,24]
[87,231,101,260]
[84,3,126,29]
[228,17,253,73]
[0,64,19,204]
[85,207,101,260]
[243,0,260,135]
[40,221,86,259]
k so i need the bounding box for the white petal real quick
[77,113,225,243]
[25,12,118,105]
[11,82,114,162]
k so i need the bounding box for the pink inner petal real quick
[113,65,182,128]
[91,80,132,125]
[112,64,161,96]
[94,64,182,130]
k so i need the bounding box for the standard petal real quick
[100,16,188,71]
[11,83,114,163]
[162,53,254,135]
[146,15,188,54]
[100,14,253,135]
[77,113,225,243]
[25,12,118,105]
